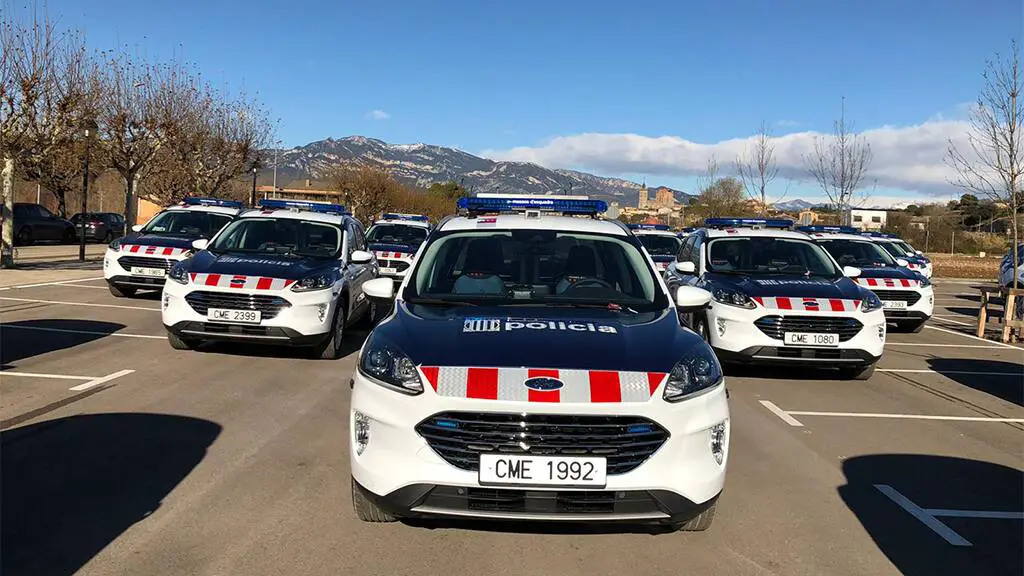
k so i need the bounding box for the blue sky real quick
[40,0,1024,204]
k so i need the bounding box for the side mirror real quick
[351,249,373,265]
[896,258,909,267]
[191,238,209,251]
[363,276,395,299]
[915,250,923,255]
[131,224,143,233]
[676,261,697,274]
[675,286,712,311]
[842,266,862,278]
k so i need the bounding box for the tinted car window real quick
[636,234,681,256]
[706,237,841,279]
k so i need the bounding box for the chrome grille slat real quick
[185,291,291,320]
[754,315,863,342]
[870,289,922,305]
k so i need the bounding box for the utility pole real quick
[80,119,97,261]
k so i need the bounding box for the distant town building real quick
[846,208,887,231]
[637,183,649,209]
[798,210,818,226]
[653,186,675,208]
[606,201,621,219]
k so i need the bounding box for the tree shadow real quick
[839,454,1022,576]
[944,306,988,319]
[0,319,127,366]
[926,358,1023,406]
[1,413,221,576]
[11,259,104,271]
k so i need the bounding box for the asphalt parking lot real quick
[1,274,1021,576]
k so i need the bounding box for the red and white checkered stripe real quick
[374,250,412,260]
[419,366,667,403]
[123,244,190,257]
[854,277,920,288]
[188,273,296,290]
[752,296,861,312]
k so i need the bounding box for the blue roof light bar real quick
[258,198,349,215]
[381,213,430,222]
[797,225,861,234]
[860,231,898,239]
[627,223,671,231]
[456,195,608,215]
[181,197,244,209]
[704,217,794,230]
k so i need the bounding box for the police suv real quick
[161,199,378,359]
[365,213,432,281]
[628,223,683,272]
[801,226,933,333]
[862,232,932,279]
[349,195,728,531]
[664,218,886,380]
[104,197,242,297]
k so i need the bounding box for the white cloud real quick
[366,109,390,121]
[480,118,976,197]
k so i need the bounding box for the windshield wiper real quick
[544,301,639,313]
[407,297,478,307]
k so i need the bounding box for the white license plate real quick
[207,308,261,324]
[379,267,399,275]
[478,454,607,487]
[883,300,908,309]
[130,266,165,277]
[783,332,839,347]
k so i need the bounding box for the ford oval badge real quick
[523,377,564,391]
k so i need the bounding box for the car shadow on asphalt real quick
[196,327,370,360]
[400,517,684,535]
[0,319,128,367]
[926,358,1024,406]
[839,454,1023,576]
[0,412,221,576]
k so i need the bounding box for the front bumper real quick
[874,286,933,323]
[161,279,339,343]
[706,304,886,367]
[350,369,730,523]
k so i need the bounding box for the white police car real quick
[349,195,729,531]
[161,199,378,359]
[801,226,934,333]
[665,218,887,380]
[862,232,932,278]
[104,197,242,297]
[627,223,683,272]
[365,213,432,281]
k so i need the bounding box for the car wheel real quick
[844,363,876,381]
[108,283,137,298]
[16,227,32,246]
[102,230,113,244]
[358,298,380,329]
[672,496,718,532]
[312,302,346,359]
[167,330,198,351]
[351,478,397,522]
[694,316,710,342]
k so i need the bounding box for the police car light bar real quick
[456,195,608,215]
[627,223,671,231]
[860,231,898,239]
[258,198,349,214]
[704,218,794,230]
[181,197,244,209]
[381,213,429,222]
[797,225,860,234]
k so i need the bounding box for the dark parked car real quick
[12,203,76,245]
[71,212,126,243]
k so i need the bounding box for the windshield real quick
[817,239,898,268]
[406,229,666,311]
[876,241,909,259]
[892,240,916,255]
[706,236,842,279]
[142,210,232,238]
[209,218,343,258]
[637,234,681,256]
[366,224,428,247]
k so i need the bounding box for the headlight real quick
[861,290,883,312]
[168,262,189,285]
[359,337,424,395]
[108,237,122,251]
[918,276,931,288]
[712,288,754,309]
[663,345,723,403]
[291,270,340,292]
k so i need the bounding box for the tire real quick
[901,320,926,333]
[844,363,876,381]
[167,330,198,351]
[674,496,718,532]
[351,478,397,523]
[108,283,137,298]
[311,301,346,359]
[102,230,113,244]
[15,227,32,246]
[357,298,380,330]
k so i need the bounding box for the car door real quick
[35,205,63,240]
[344,221,373,318]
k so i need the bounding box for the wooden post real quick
[1003,290,1018,343]
[977,289,990,338]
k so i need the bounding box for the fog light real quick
[877,324,886,341]
[317,303,328,323]
[710,421,727,465]
[162,293,170,311]
[715,317,726,337]
[353,411,370,455]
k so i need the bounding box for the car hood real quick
[182,250,335,280]
[368,242,417,255]
[120,234,197,250]
[706,273,863,299]
[369,303,701,372]
[854,266,922,280]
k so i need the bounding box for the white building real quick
[846,209,887,231]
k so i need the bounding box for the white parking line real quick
[760,401,1024,425]
[0,276,105,291]
[0,296,159,311]
[0,368,135,391]
[0,371,93,381]
[925,323,1023,350]
[924,508,1024,520]
[931,315,973,326]
[874,485,973,547]
[885,342,1007,349]
[879,368,1024,377]
[68,369,135,391]
[758,400,805,427]
[0,324,164,339]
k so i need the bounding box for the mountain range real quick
[263,136,695,207]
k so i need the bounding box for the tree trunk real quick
[1,157,15,268]
[124,171,138,227]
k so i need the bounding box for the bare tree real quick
[803,98,873,224]
[328,162,400,222]
[695,155,719,197]
[736,121,781,214]
[697,176,746,218]
[947,41,1023,288]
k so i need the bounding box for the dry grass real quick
[929,253,1002,279]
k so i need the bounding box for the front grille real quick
[185,291,291,320]
[380,259,411,272]
[754,315,863,342]
[870,289,922,305]
[118,255,173,272]
[415,412,669,475]
[420,486,664,516]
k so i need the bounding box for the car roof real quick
[164,204,241,216]
[633,230,680,237]
[438,214,628,236]
[236,207,350,225]
[704,228,814,240]
[372,219,431,228]
[805,233,878,242]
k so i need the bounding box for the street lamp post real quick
[80,118,98,261]
[250,162,258,208]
